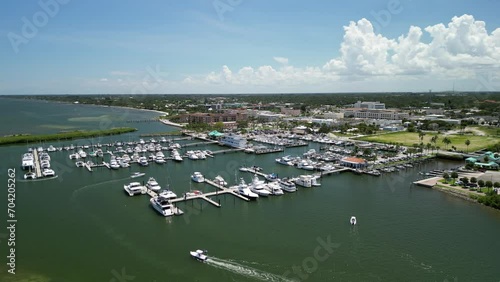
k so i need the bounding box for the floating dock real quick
[33,150,42,178]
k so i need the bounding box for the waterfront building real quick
[340,157,368,168]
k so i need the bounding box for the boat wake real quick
[206,257,292,282]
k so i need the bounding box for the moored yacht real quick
[294,175,313,188]
[265,182,284,195]
[42,168,56,177]
[214,175,228,186]
[24,171,37,180]
[159,187,177,199]
[248,175,271,197]
[123,182,146,196]
[150,196,175,217]
[146,177,162,191]
[235,178,259,200]
[191,172,205,183]
[278,178,297,192]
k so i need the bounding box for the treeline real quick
[5,92,500,111]
[0,127,137,145]
[477,191,500,210]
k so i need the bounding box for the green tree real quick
[465,139,471,153]
[470,177,477,184]
[494,182,500,188]
[461,177,469,184]
[486,181,493,189]
[418,131,426,143]
[443,172,450,180]
[442,137,451,150]
[478,180,485,187]
[451,171,459,180]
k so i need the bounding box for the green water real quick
[0,99,499,282]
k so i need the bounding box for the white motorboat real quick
[311,176,321,187]
[265,182,284,195]
[130,172,145,178]
[154,156,166,164]
[159,188,177,199]
[24,172,37,180]
[78,149,87,158]
[110,158,120,169]
[138,156,149,166]
[69,153,80,160]
[191,172,205,183]
[294,175,313,188]
[278,179,297,192]
[248,175,271,197]
[21,153,34,170]
[188,151,199,160]
[146,177,162,191]
[75,161,85,167]
[150,196,175,217]
[350,216,357,225]
[123,182,146,196]
[171,150,183,162]
[190,249,208,262]
[264,173,279,182]
[47,145,56,152]
[236,178,259,199]
[214,175,228,187]
[42,169,56,177]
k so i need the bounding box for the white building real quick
[352,101,385,110]
[343,109,409,120]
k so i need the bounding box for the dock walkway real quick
[33,150,42,178]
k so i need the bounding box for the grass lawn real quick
[356,131,500,151]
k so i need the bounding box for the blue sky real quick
[1,0,499,94]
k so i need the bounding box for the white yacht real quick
[275,156,294,166]
[69,153,80,160]
[150,196,176,217]
[146,177,162,191]
[24,172,37,180]
[42,168,56,177]
[109,158,120,169]
[171,150,183,162]
[248,175,271,197]
[278,178,297,192]
[214,175,228,187]
[265,182,284,195]
[159,187,177,199]
[138,156,149,166]
[350,216,357,225]
[154,156,166,164]
[294,175,313,188]
[75,161,85,167]
[235,179,259,200]
[184,190,203,197]
[264,173,279,182]
[123,182,146,196]
[219,134,247,148]
[78,149,87,158]
[191,172,205,183]
[21,153,34,170]
[311,175,321,187]
[47,145,56,152]
[187,151,199,160]
[190,249,208,262]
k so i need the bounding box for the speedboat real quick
[190,249,208,262]
[110,158,120,169]
[146,177,162,191]
[138,156,149,166]
[123,182,146,196]
[24,172,37,180]
[131,172,145,178]
[350,216,357,225]
[75,161,85,167]
[278,178,297,192]
[191,172,205,183]
[214,175,228,186]
[150,196,175,217]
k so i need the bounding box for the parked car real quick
[467,183,478,188]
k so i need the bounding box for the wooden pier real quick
[181,141,218,148]
[32,150,42,178]
[211,148,245,155]
[255,147,284,155]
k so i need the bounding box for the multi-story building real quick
[352,101,386,110]
[177,112,247,124]
[343,108,409,120]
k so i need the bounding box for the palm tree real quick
[465,139,471,153]
[442,137,451,150]
[418,131,426,143]
[426,143,432,154]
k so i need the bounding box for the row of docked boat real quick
[22,151,56,179]
[186,150,212,160]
